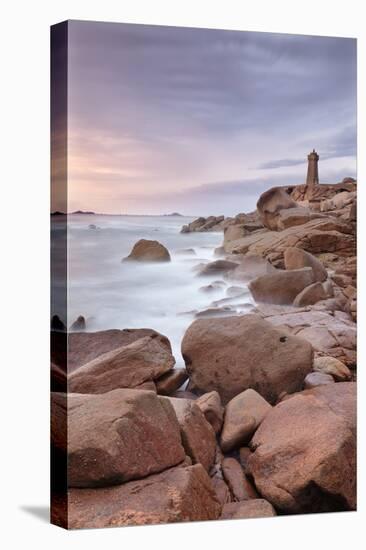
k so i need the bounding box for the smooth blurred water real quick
[61,214,237,364]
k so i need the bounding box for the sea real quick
[52,214,253,366]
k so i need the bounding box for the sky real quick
[59,20,356,215]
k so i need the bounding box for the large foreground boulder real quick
[56,389,186,488]
[123,239,171,262]
[68,334,175,394]
[181,314,313,404]
[249,267,315,305]
[64,464,221,528]
[164,397,216,472]
[248,383,356,513]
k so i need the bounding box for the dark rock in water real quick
[88,224,98,230]
[198,260,239,277]
[199,282,225,293]
[51,315,66,332]
[70,315,86,331]
[123,239,171,262]
[214,246,225,256]
[195,306,235,319]
[211,295,247,307]
[226,286,247,297]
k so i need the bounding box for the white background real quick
[1,1,364,548]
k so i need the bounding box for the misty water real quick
[57,214,253,365]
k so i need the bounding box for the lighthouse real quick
[306,149,319,190]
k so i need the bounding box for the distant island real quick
[71,210,96,215]
[51,210,96,216]
[51,211,188,217]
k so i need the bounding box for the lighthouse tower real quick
[306,149,319,190]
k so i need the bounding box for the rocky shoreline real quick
[51,178,357,529]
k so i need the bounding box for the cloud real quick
[258,158,306,170]
[62,21,356,214]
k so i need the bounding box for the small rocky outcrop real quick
[181,215,225,233]
[123,239,171,262]
[181,314,313,404]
